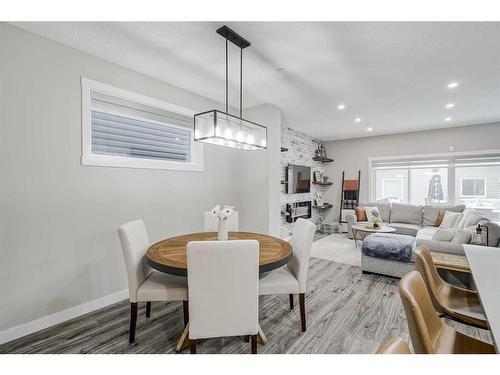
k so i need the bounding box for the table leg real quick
[353,230,365,248]
[257,324,267,345]
[175,323,190,352]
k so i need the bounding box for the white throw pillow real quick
[457,208,474,229]
[364,206,382,224]
[432,228,458,242]
[451,230,472,244]
[439,211,463,229]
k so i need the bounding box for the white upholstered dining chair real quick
[258,218,316,332]
[187,239,259,354]
[117,220,188,343]
[204,211,239,232]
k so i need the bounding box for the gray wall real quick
[0,23,279,333]
[323,122,500,222]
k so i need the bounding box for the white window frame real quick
[81,77,204,172]
[381,178,405,202]
[460,178,486,198]
[368,149,500,204]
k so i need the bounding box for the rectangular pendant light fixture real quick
[194,26,267,151]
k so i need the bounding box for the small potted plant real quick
[371,209,382,229]
[209,205,235,240]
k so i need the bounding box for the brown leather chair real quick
[399,271,495,354]
[413,246,488,329]
[376,337,412,354]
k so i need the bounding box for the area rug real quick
[311,233,361,267]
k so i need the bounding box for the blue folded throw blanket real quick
[362,233,415,263]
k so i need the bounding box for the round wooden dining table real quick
[145,231,292,351]
[146,231,292,276]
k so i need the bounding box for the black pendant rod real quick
[225,38,228,113]
[217,25,251,118]
[240,48,243,118]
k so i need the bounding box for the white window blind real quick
[81,78,203,171]
[91,91,192,162]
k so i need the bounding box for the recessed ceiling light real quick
[444,117,452,122]
[277,67,285,72]
[337,104,345,110]
[367,127,373,132]
[447,82,459,89]
[445,103,455,109]
[355,118,362,123]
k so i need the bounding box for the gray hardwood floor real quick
[0,258,491,354]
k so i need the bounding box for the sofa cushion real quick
[416,227,439,243]
[422,204,466,226]
[439,211,463,229]
[451,230,472,244]
[387,222,422,236]
[390,203,423,225]
[432,228,458,242]
[359,202,391,222]
[414,237,466,255]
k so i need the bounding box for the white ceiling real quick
[12,22,500,140]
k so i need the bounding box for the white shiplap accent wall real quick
[280,125,330,239]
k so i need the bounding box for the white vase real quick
[218,219,228,240]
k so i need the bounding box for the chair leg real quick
[146,302,151,318]
[299,293,306,332]
[289,294,294,310]
[129,302,138,343]
[190,339,197,354]
[251,334,257,354]
[183,301,189,327]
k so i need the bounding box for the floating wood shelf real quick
[280,147,288,152]
[312,204,333,209]
[313,156,334,163]
[312,181,333,186]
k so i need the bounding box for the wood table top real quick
[146,231,292,276]
[351,224,396,233]
[430,251,470,273]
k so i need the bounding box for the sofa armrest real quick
[345,212,357,239]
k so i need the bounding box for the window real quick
[370,151,500,220]
[461,178,486,197]
[81,77,203,171]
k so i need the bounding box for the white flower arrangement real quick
[210,205,234,221]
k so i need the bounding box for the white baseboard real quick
[0,289,128,346]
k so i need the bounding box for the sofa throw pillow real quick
[434,210,445,226]
[432,228,458,242]
[464,212,488,228]
[354,206,367,221]
[451,230,472,244]
[360,202,391,222]
[439,211,463,229]
[457,208,474,230]
[364,206,382,224]
[423,204,465,226]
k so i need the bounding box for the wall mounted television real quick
[287,164,311,194]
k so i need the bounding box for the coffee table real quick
[351,224,396,248]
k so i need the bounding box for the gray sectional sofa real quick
[345,202,500,278]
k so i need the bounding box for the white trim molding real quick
[81,77,204,172]
[0,289,128,345]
